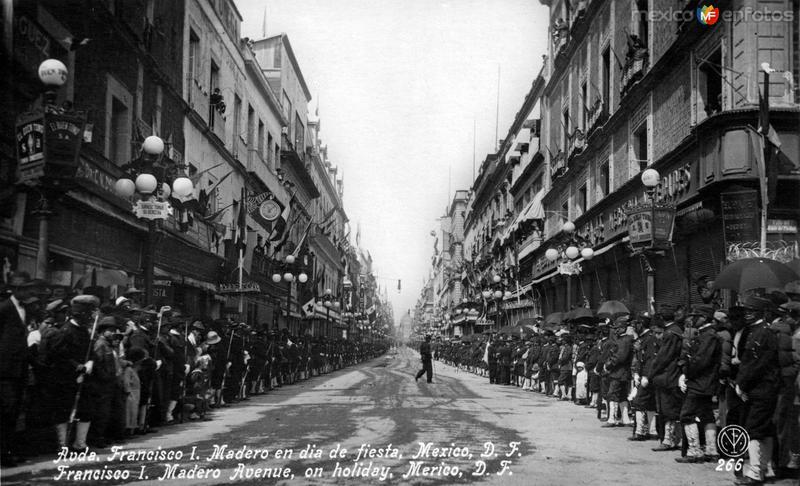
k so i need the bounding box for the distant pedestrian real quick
[415,335,433,383]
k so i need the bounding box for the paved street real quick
[4,347,783,486]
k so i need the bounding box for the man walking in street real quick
[415,335,433,383]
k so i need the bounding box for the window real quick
[294,112,304,152]
[532,174,543,195]
[232,95,242,156]
[635,0,649,54]
[698,48,722,120]
[267,132,274,169]
[258,120,265,159]
[209,60,220,128]
[602,47,610,114]
[282,90,292,129]
[632,121,649,171]
[187,30,199,103]
[577,184,587,215]
[109,97,130,164]
[562,109,570,152]
[598,161,610,197]
[581,82,588,131]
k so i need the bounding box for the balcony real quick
[620,38,649,97]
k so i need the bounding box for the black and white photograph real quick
[1,0,799,484]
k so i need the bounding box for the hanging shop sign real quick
[767,219,797,234]
[15,110,87,185]
[133,200,173,220]
[626,202,675,250]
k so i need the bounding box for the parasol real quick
[713,258,800,292]
[597,300,630,318]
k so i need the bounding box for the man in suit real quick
[415,335,433,383]
[0,272,39,466]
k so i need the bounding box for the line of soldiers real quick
[435,296,800,485]
[0,273,388,468]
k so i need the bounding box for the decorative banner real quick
[15,113,45,184]
[246,191,284,231]
[133,200,173,220]
[218,282,262,294]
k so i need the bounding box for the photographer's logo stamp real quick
[697,5,720,24]
[717,425,750,458]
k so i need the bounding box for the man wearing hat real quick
[415,335,434,383]
[88,316,123,448]
[0,272,39,465]
[735,296,781,485]
[164,319,190,423]
[675,305,721,463]
[645,305,684,451]
[603,316,634,427]
[629,315,662,440]
[48,294,100,451]
[556,332,573,400]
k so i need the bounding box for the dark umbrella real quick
[565,307,595,322]
[597,300,630,318]
[544,312,563,325]
[713,258,800,292]
[496,325,533,338]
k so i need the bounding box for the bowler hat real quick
[740,295,774,311]
[191,320,205,331]
[97,316,120,332]
[71,294,100,313]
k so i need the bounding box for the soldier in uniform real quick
[557,332,573,400]
[735,296,781,485]
[87,316,123,448]
[48,295,100,450]
[499,336,512,385]
[164,320,188,423]
[603,316,634,427]
[585,330,602,408]
[487,336,498,384]
[546,333,560,395]
[675,305,721,463]
[596,324,614,418]
[629,315,661,441]
[645,306,685,451]
[415,335,433,383]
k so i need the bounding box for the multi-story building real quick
[528,0,799,315]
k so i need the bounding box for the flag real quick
[301,297,316,318]
[291,218,314,258]
[269,193,294,243]
[757,74,799,204]
[246,190,285,232]
[482,341,489,364]
[236,187,247,252]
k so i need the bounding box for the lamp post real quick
[115,135,193,305]
[545,220,595,311]
[640,168,660,311]
[271,254,308,334]
[18,60,87,280]
[318,288,340,338]
[482,274,512,330]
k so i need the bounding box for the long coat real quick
[0,298,28,380]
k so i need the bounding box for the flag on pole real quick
[246,190,285,232]
[482,341,490,364]
[236,187,247,252]
[269,193,294,244]
[301,297,316,317]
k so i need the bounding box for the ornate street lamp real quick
[270,253,308,333]
[115,134,194,304]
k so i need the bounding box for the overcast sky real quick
[237,0,549,321]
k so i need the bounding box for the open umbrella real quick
[597,300,629,318]
[564,307,595,322]
[713,258,800,292]
[544,312,563,325]
[497,325,533,338]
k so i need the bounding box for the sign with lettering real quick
[627,206,653,247]
[15,113,45,184]
[133,200,173,220]
[218,282,262,294]
[557,261,582,275]
[44,113,86,177]
[721,190,759,244]
[767,219,797,234]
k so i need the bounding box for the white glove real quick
[641,376,649,388]
[156,359,162,370]
[679,374,687,393]
[735,384,748,402]
[84,360,94,375]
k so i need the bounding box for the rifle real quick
[144,306,170,428]
[68,312,100,425]
[179,320,190,423]
[219,329,235,402]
